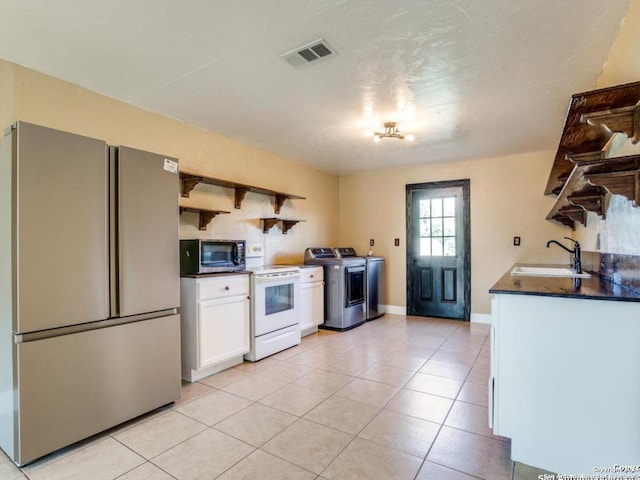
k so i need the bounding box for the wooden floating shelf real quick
[179,206,231,230]
[565,150,606,165]
[179,171,305,214]
[260,218,305,234]
[545,81,640,196]
[545,81,640,229]
[547,154,640,229]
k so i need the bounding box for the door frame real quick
[406,179,471,320]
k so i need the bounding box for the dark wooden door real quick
[406,180,470,320]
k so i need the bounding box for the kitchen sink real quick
[510,266,591,278]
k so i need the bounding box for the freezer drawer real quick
[12,314,180,466]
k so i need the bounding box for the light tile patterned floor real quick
[1,314,554,480]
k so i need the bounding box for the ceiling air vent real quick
[280,38,337,68]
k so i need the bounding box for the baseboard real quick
[384,305,407,315]
[471,313,491,324]
[384,306,491,323]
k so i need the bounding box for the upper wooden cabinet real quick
[545,81,640,229]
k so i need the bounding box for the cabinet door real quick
[299,284,313,331]
[310,283,324,327]
[300,282,324,331]
[197,295,249,369]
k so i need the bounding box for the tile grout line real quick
[411,321,494,480]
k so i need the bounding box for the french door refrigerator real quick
[0,122,181,466]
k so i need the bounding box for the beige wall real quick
[337,0,640,315]
[597,0,640,88]
[339,151,568,315]
[573,0,640,254]
[0,59,340,263]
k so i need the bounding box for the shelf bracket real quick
[584,170,640,206]
[198,211,217,230]
[274,195,287,214]
[568,189,607,219]
[261,218,279,234]
[551,213,575,230]
[581,104,640,144]
[181,174,203,198]
[559,206,587,227]
[281,220,300,235]
[234,187,248,209]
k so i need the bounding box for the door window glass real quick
[419,196,456,257]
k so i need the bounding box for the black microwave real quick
[180,239,246,275]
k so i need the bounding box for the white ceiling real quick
[0,0,631,175]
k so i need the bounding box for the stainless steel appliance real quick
[304,248,365,331]
[245,244,301,361]
[365,257,386,320]
[334,248,386,321]
[0,122,181,466]
[180,239,246,274]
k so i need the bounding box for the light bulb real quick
[373,135,381,143]
[363,130,373,137]
[405,134,415,141]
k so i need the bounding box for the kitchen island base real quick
[490,292,640,474]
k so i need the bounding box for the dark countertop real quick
[489,263,640,302]
[180,270,251,278]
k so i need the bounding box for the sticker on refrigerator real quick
[163,158,178,174]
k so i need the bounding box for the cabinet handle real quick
[224,286,230,291]
[247,295,251,300]
[310,275,314,278]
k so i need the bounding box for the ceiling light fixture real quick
[372,122,415,142]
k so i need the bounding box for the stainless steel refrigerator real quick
[0,122,181,466]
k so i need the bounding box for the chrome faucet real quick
[546,237,582,273]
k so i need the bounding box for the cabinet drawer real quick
[300,267,323,284]
[197,275,249,300]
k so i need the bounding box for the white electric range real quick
[244,245,301,361]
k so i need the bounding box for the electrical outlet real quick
[370,238,374,246]
[394,238,400,246]
[513,236,521,246]
[596,233,601,250]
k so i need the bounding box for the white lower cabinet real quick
[299,266,324,336]
[490,293,640,474]
[180,274,250,381]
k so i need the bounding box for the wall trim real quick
[384,305,407,315]
[471,313,491,324]
[385,306,491,323]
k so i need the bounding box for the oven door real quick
[253,272,301,336]
[345,265,365,308]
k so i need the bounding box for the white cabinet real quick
[490,293,640,474]
[299,266,324,336]
[180,274,250,381]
